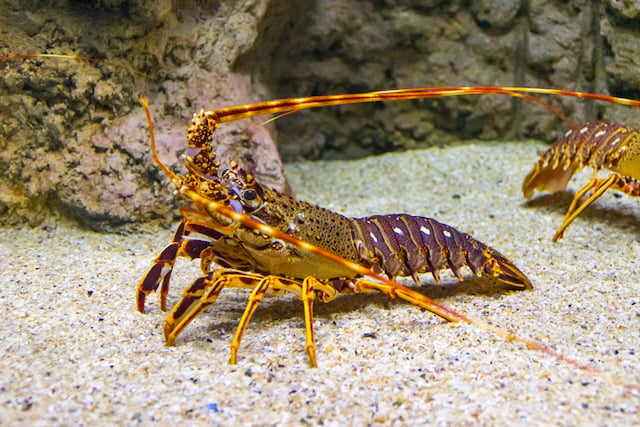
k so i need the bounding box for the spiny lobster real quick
[136,99,531,367]
[523,120,640,241]
[131,85,640,367]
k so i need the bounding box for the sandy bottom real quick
[1,140,639,425]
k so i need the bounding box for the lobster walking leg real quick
[229,277,273,365]
[165,269,339,367]
[136,219,231,312]
[301,277,322,368]
[164,270,258,345]
[553,174,640,242]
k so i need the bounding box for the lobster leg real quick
[137,220,187,312]
[552,174,640,241]
[231,275,325,367]
[164,269,337,367]
[164,269,260,346]
[229,277,273,365]
[301,277,321,368]
[137,220,222,312]
[228,276,332,367]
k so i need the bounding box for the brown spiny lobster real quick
[523,120,640,241]
[135,95,533,368]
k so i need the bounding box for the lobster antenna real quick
[0,53,151,79]
[251,90,574,128]
[210,86,640,125]
[140,96,178,184]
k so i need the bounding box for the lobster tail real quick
[478,247,532,290]
[350,214,531,290]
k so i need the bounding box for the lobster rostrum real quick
[136,99,532,367]
[523,120,640,241]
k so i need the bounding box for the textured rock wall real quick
[0,0,289,230]
[1,1,640,228]
[247,0,640,160]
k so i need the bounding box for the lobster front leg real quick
[137,220,188,312]
[137,217,240,312]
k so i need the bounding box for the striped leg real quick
[164,269,264,345]
[136,220,227,312]
[553,174,640,241]
[137,220,188,312]
[164,269,337,367]
[229,277,274,365]
[228,276,331,367]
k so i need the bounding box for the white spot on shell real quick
[579,126,589,134]
[564,129,573,138]
[160,266,172,278]
[393,227,404,236]
[611,137,621,146]
[594,130,606,138]
[420,226,431,235]
[369,232,378,243]
[443,230,452,238]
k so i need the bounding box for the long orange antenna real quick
[5,54,639,123]
[208,86,640,126]
[140,96,178,183]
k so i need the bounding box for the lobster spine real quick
[350,214,531,289]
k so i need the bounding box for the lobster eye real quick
[243,189,257,201]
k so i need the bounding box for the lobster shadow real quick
[522,191,640,237]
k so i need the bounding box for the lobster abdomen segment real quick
[350,214,531,290]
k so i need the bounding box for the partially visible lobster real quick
[523,120,640,241]
[136,99,532,368]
